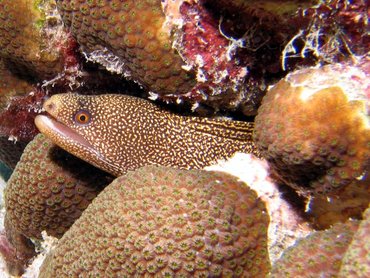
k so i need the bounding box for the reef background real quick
[0,0,368,276]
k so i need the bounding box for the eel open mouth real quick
[34,114,97,156]
[34,114,122,176]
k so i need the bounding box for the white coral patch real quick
[22,232,58,278]
[205,153,312,263]
[83,49,128,76]
[281,62,370,106]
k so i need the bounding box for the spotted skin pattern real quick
[35,94,259,176]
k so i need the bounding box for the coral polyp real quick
[39,166,270,277]
[269,221,359,277]
[2,134,113,274]
[0,0,69,80]
[56,0,196,95]
[5,133,112,240]
[339,206,370,277]
[55,0,277,114]
[254,59,370,196]
[0,0,369,276]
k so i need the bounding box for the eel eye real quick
[74,110,91,125]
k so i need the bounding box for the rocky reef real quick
[0,0,368,276]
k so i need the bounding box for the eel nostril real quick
[45,102,55,112]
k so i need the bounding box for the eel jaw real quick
[34,115,93,150]
[34,115,118,175]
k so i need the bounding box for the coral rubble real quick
[39,166,270,277]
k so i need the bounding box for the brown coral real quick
[0,0,68,80]
[55,0,275,115]
[56,0,196,95]
[308,176,370,229]
[4,133,113,241]
[269,221,359,277]
[39,166,270,277]
[339,206,370,277]
[254,59,370,196]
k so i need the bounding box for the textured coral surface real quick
[254,61,370,196]
[339,206,370,277]
[0,0,65,80]
[56,0,196,95]
[269,221,359,277]
[0,0,369,276]
[40,166,270,277]
[5,134,112,240]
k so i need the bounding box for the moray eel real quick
[35,94,259,176]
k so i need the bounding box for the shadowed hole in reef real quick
[48,145,114,189]
[0,162,12,181]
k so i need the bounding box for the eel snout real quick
[42,95,62,118]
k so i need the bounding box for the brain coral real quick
[39,166,270,277]
[4,133,113,241]
[339,206,370,277]
[0,0,67,80]
[254,59,370,196]
[269,220,359,278]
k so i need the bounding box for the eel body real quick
[35,94,258,176]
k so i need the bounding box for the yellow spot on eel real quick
[35,94,259,176]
